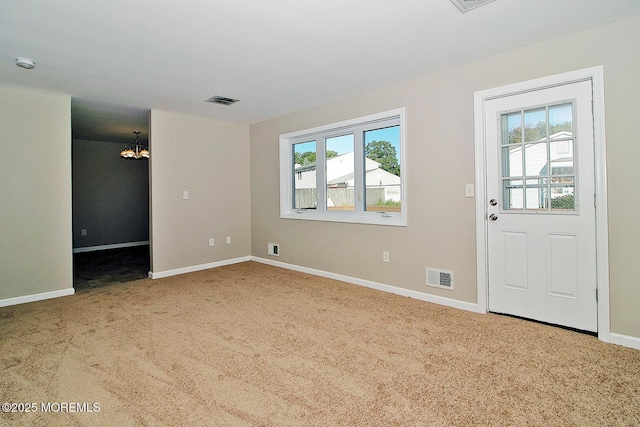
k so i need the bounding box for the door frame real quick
[473,66,610,342]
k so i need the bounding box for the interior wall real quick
[72,139,149,249]
[0,88,73,299]
[250,16,640,337]
[149,110,251,274]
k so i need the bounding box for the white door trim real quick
[473,66,610,342]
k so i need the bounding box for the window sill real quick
[280,210,406,227]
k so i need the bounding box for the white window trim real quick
[279,108,407,227]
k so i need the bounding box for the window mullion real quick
[316,137,327,212]
[353,127,365,213]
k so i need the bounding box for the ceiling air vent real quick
[450,0,496,13]
[205,96,240,106]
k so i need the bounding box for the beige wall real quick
[0,88,73,299]
[150,110,251,274]
[250,16,640,337]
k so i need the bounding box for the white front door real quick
[485,80,597,332]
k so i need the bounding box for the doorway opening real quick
[71,98,151,290]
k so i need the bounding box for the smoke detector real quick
[450,0,496,13]
[15,57,36,69]
[205,96,240,106]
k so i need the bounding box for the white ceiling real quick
[2,0,640,144]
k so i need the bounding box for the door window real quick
[500,102,576,212]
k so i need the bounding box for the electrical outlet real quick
[81,229,87,236]
[226,236,231,244]
[209,238,215,247]
[383,251,390,263]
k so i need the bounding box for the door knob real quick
[489,214,498,221]
[489,199,497,206]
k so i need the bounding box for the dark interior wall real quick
[72,139,149,249]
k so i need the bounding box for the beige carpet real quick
[1,262,639,426]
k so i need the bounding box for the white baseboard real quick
[610,333,640,351]
[149,256,252,279]
[73,241,150,253]
[0,288,75,308]
[252,257,482,314]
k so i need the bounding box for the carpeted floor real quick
[1,262,639,426]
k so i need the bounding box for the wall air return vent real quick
[450,0,496,13]
[205,96,240,106]
[426,267,454,290]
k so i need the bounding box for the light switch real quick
[182,191,189,200]
[465,184,474,198]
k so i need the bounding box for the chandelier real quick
[120,131,149,159]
